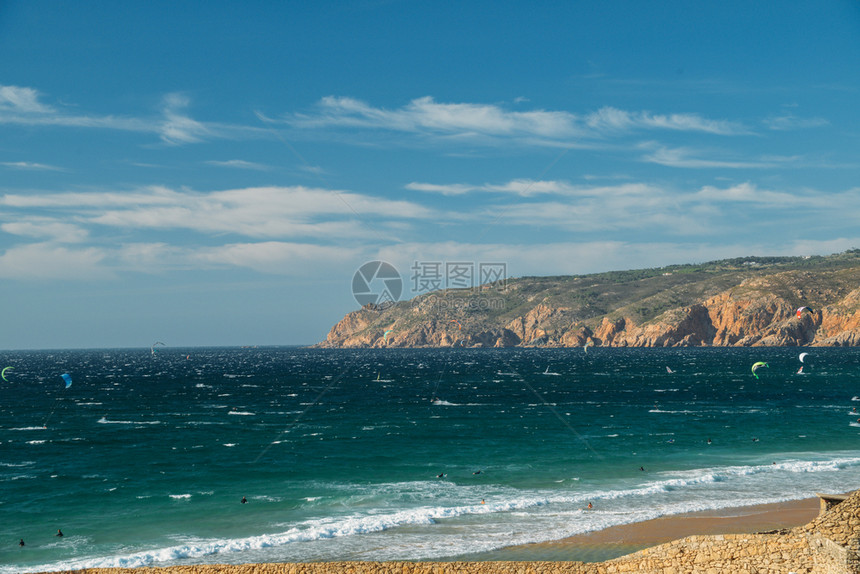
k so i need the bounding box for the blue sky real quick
[1,1,859,349]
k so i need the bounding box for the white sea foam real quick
[97,417,161,425]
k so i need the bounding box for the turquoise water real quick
[2,347,859,572]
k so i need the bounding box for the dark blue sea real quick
[2,347,859,572]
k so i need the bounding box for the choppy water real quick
[2,346,859,572]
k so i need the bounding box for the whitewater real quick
[1,346,859,572]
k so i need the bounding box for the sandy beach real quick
[38,497,822,573]
[459,496,821,562]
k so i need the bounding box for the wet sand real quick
[454,497,821,562]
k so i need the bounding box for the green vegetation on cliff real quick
[323,251,860,348]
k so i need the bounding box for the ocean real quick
[2,346,859,572]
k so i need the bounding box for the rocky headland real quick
[321,251,860,348]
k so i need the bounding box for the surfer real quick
[473,470,482,475]
[56,529,63,537]
[639,466,645,471]
[707,438,712,445]
[587,502,593,509]
[241,496,247,504]
[437,472,446,478]
[19,539,24,547]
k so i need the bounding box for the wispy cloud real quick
[0,85,55,114]
[115,241,363,275]
[763,113,829,131]
[408,179,660,198]
[693,182,813,205]
[284,97,749,146]
[0,84,267,145]
[641,144,781,169]
[0,242,111,280]
[1,185,439,240]
[375,239,851,283]
[205,159,271,171]
[1,219,89,242]
[0,161,64,171]
[293,96,583,140]
[159,93,210,145]
[585,106,749,135]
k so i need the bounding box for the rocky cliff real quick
[320,252,860,348]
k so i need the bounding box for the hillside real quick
[320,251,860,348]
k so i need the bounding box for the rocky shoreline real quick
[323,255,860,348]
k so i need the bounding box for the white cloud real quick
[159,93,210,145]
[1,220,89,242]
[764,114,829,131]
[408,179,660,198]
[693,182,814,206]
[406,182,477,196]
[285,97,750,148]
[0,85,54,114]
[295,96,582,140]
[205,159,271,170]
[193,241,363,274]
[0,243,111,280]
[641,145,779,169]
[376,239,860,287]
[0,84,266,145]
[1,185,182,208]
[586,106,748,135]
[0,161,64,171]
[3,185,439,240]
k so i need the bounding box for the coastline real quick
[37,497,821,573]
[454,496,820,562]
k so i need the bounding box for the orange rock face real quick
[322,285,860,348]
